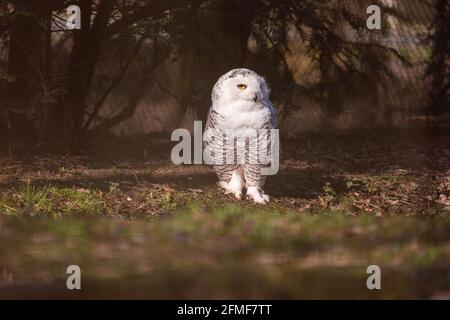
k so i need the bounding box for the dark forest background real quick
[0,0,448,148]
[0,1,449,299]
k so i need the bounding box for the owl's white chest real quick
[214,100,270,132]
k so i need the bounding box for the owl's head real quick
[212,68,270,106]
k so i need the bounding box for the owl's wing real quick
[204,104,279,168]
[249,103,278,168]
[203,108,218,148]
[203,108,227,165]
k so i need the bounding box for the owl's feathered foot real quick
[246,187,270,204]
[217,171,270,204]
[217,181,242,200]
[217,171,244,200]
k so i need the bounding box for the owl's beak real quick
[252,93,258,102]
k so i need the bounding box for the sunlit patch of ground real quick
[0,129,448,217]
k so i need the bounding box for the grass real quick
[1,176,446,218]
[0,185,105,216]
[0,204,448,299]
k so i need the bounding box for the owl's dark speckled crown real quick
[211,68,259,102]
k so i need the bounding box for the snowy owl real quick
[203,68,278,204]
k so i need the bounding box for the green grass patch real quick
[0,185,105,216]
[0,203,448,298]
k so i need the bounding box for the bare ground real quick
[0,128,449,217]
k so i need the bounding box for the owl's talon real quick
[217,181,229,190]
[221,171,244,200]
[223,189,242,200]
[246,187,269,204]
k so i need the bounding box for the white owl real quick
[203,68,278,204]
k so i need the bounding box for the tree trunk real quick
[427,0,449,116]
[5,0,53,143]
[63,0,113,143]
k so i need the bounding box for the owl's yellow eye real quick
[237,84,247,90]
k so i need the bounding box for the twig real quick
[0,165,21,172]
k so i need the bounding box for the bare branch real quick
[86,41,167,137]
[83,30,148,130]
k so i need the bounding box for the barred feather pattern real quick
[203,68,278,193]
[203,104,277,189]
